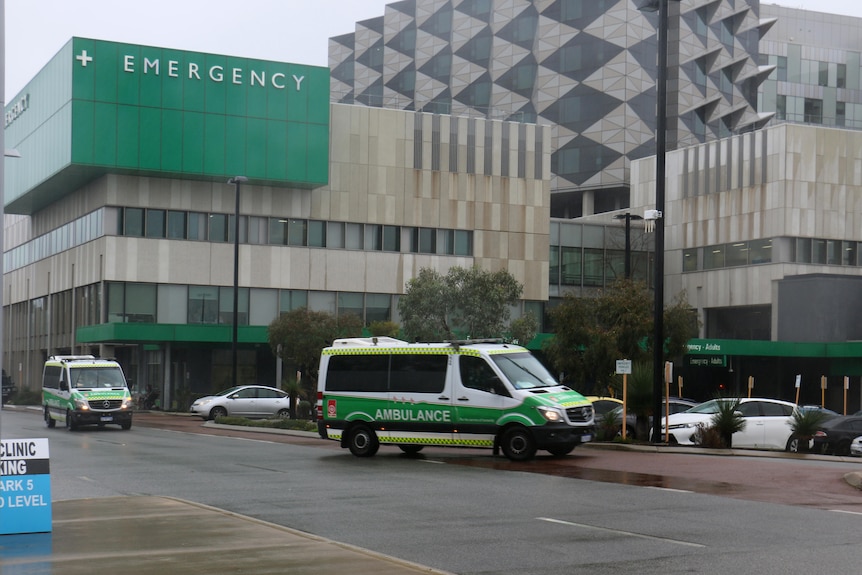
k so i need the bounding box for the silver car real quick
[851,436,862,457]
[190,385,291,420]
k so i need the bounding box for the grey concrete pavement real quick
[0,495,453,575]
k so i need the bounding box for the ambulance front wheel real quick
[44,406,56,428]
[500,426,537,461]
[347,424,380,457]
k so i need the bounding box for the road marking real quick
[537,517,705,548]
[831,509,862,516]
[645,486,693,494]
[420,459,445,464]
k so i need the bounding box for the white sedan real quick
[190,385,291,420]
[659,397,797,450]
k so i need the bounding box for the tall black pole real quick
[228,176,248,389]
[651,0,669,443]
[624,214,632,279]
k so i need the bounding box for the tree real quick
[543,279,699,397]
[267,308,363,388]
[398,266,524,342]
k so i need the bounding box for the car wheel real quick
[65,410,78,431]
[786,437,801,453]
[276,408,291,419]
[546,444,576,457]
[209,406,228,420]
[44,406,56,428]
[347,424,379,457]
[500,426,537,461]
[398,445,424,455]
[121,422,132,430]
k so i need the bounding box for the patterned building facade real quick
[329,0,772,218]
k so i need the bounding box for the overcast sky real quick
[5,0,862,102]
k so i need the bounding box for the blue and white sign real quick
[0,438,52,535]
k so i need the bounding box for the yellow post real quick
[844,376,849,415]
[677,375,683,398]
[747,375,754,398]
[821,375,827,408]
[621,373,628,440]
[795,374,801,404]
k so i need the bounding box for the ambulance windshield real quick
[490,352,558,390]
[71,367,127,389]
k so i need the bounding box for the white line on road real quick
[831,509,862,516]
[537,517,706,548]
[645,486,694,494]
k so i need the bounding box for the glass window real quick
[776,95,786,120]
[365,225,382,251]
[288,219,306,246]
[338,292,364,321]
[249,288,277,325]
[843,241,858,266]
[219,286,249,325]
[683,248,699,272]
[390,354,448,393]
[812,239,827,264]
[804,98,823,124]
[157,284,187,323]
[605,249,626,281]
[439,230,455,255]
[827,240,841,265]
[146,209,165,238]
[126,283,156,322]
[561,246,581,286]
[777,56,787,82]
[309,291,336,314]
[454,230,472,256]
[818,61,828,87]
[549,245,561,284]
[749,239,772,264]
[209,214,229,242]
[188,212,207,240]
[726,242,748,267]
[107,282,125,322]
[412,228,436,254]
[837,102,846,127]
[795,238,812,263]
[308,221,326,247]
[167,211,186,239]
[325,354,389,393]
[365,293,391,324]
[383,226,400,252]
[583,248,603,286]
[124,208,144,236]
[346,223,363,250]
[327,222,345,248]
[188,286,219,324]
[837,63,846,89]
[269,218,288,245]
[704,246,725,269]
[279,290,308,314]
[248,216,267,244]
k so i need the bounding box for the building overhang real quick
[77,323,270,346]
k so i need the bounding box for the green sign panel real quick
[5,38,330,214]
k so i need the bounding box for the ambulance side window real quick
[459,356,509,396]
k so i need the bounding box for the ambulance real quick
[316,338,594,461]
[42,355,133,431]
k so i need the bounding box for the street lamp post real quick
[637,0,677,443]
[227,176,248,389]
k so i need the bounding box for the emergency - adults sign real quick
[0,438,52,534]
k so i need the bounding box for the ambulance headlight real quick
[74,398,90,410]
[537,406,564,423]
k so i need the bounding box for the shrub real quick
[213,415,317,432]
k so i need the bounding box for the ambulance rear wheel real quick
[44,406,56,428]
[398,445,424,455]
[500,426,537,461]
[347,424,379,457]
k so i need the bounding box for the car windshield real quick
[490,352,559,390]
[71,367,127,389]
[214,386,243,397]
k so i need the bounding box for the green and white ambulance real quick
[42,355,133,431]
[316,337,594,461]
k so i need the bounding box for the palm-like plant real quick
[709,399,745,448]
[788,408,829,453]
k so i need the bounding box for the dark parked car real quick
[1,370,15,403]
[610,397,699,440]
[812,415,862,455]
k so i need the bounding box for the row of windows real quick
[3,207,474,273]
[107,283,397,327]
[767,56,849,89]
[119,208,474,255]
[550,246,651,287]
[774,96,861,129]
[683,238,862,271]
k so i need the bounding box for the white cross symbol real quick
[76,50,93,67]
